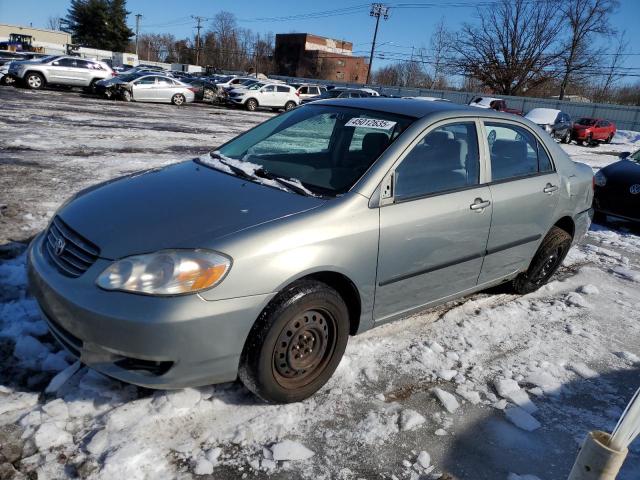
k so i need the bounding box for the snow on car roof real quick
[525,108,561,124]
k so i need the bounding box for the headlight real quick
[96,249,231,295]
[594,170,607,187]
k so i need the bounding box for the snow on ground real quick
[1,87,640,479]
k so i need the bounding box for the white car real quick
[227,82,300,111]
[119,75,196,105]
[359,87,380,96]
[403,96,451,102]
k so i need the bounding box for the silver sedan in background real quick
[27,99,594,403]
[117,74,196,105]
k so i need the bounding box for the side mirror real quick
[619,151,631,159]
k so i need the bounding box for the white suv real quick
[9,55,114,90]
[227,82,300,112]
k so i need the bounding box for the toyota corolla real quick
[28,98,594,403]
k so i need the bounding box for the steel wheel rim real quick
[532,246,564,285]
[273,308,337,389]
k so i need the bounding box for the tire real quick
[561,130,571,144]
[512,226,573,294]
[84,79,99,94]
[171,93,186,106]
[24,72,45,90]
[586,134,593,147]
[238,280,350,403]
[284,101,297,111]
[122,89,132,102]
[246,98,258,111]
[0,75,13,86]
[605,134,613,144]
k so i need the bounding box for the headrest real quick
[492,139,526,160]
[362,132,389,158]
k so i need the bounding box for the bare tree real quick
[451,0,563,95]
[47,16,63,31]
[591,31,628,102]
[428,18,452,89]
[557,0,618,99]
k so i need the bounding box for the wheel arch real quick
[245,97,259,106]
[553,215,575,239]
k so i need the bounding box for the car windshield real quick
[247,83,265,90]
[199,104,415,196]
[576,118,597,126]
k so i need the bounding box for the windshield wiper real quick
[255,168,311,196]
[210,154,255,181]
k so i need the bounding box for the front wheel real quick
[24,72,45,90]
[239,280,350,403]
[171,93,186,105]
[284,101,297,111]
[561,130,571,144]
[512,226,572,294]
[605,134,613,144]
[245,98,258,111]
[121,89,132,102]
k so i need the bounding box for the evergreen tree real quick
[64,0,133,51]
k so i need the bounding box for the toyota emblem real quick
[54,237,66,256]
[631,184,640,195]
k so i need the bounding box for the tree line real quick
[54,0,638,105]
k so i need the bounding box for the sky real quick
[1,0,639,79]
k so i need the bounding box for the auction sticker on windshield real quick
[345,118,397,130]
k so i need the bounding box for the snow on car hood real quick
[56,159,325,259]
[525,108,560,125]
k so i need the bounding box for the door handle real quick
[470,198,491,211]
[543,183,559,194]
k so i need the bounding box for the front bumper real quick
[27,233,274,389]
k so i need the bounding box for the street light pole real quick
[134,13,142,56]
[365,3,389,85]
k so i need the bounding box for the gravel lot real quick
[1,87,640,480]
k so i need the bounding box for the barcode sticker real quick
[345,118,397,130]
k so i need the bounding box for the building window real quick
[336,72,344,79]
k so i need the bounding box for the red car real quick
[571,118,616,146]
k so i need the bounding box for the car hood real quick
[57,160,326,259]
[525,109,560,124]
[602,159,640,178]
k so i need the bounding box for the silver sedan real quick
[119,74,196,105]
[27,98,594,403]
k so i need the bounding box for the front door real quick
[374,120,492,321]
[131,76,157,101]
[478,121,560,283]
[259,85,277,106]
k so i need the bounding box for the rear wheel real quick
[512,226,572,294]
[284,101,297,111]
[239,280,350,403]
[246,98,258,111]
[171,93,186,105]
[605,134,613,144]
[24,72,45,90]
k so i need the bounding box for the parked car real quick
[1,54,56,85]
[300,88,372,104]
[571,118,616,146]
[525,108,573,143]
[8,55,115,91]
[27,98,593,403]
[468,96,522,115]
[184,77,218,103]
[293,84,327,101]
[403,96,451,102]
[115,74,196,105]
[593,149,640,224]
[227,82,299,111]
[94,71,147,98]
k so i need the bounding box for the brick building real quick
[274,33,368,83]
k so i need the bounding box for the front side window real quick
[485,122,553,181]
[135,77,156,85]
[394,122,480,201]
[211,105,414,195]
[54,58,76,67]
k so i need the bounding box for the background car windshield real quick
[215,105,414,195]
[576,118,597,126]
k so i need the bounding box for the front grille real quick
[44,216,100,277]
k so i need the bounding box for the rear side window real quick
[485,123,554,181]
[276,85,291,93]
[394,122,480,201]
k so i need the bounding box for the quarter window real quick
[485,123,554,181]
[394,122,480,201]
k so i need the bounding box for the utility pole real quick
[192,15,205,66]
[134,14,142,56]
[366,3,389,85]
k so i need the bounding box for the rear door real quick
[74,59,94,86]
[478,120,560,283]
[276,85,293,105]
[155,77,176,102]
[374,120,492,321]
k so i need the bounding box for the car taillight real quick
[296,91,300,96]
[111,71,117,76]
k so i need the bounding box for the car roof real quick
[312,97,475,118]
